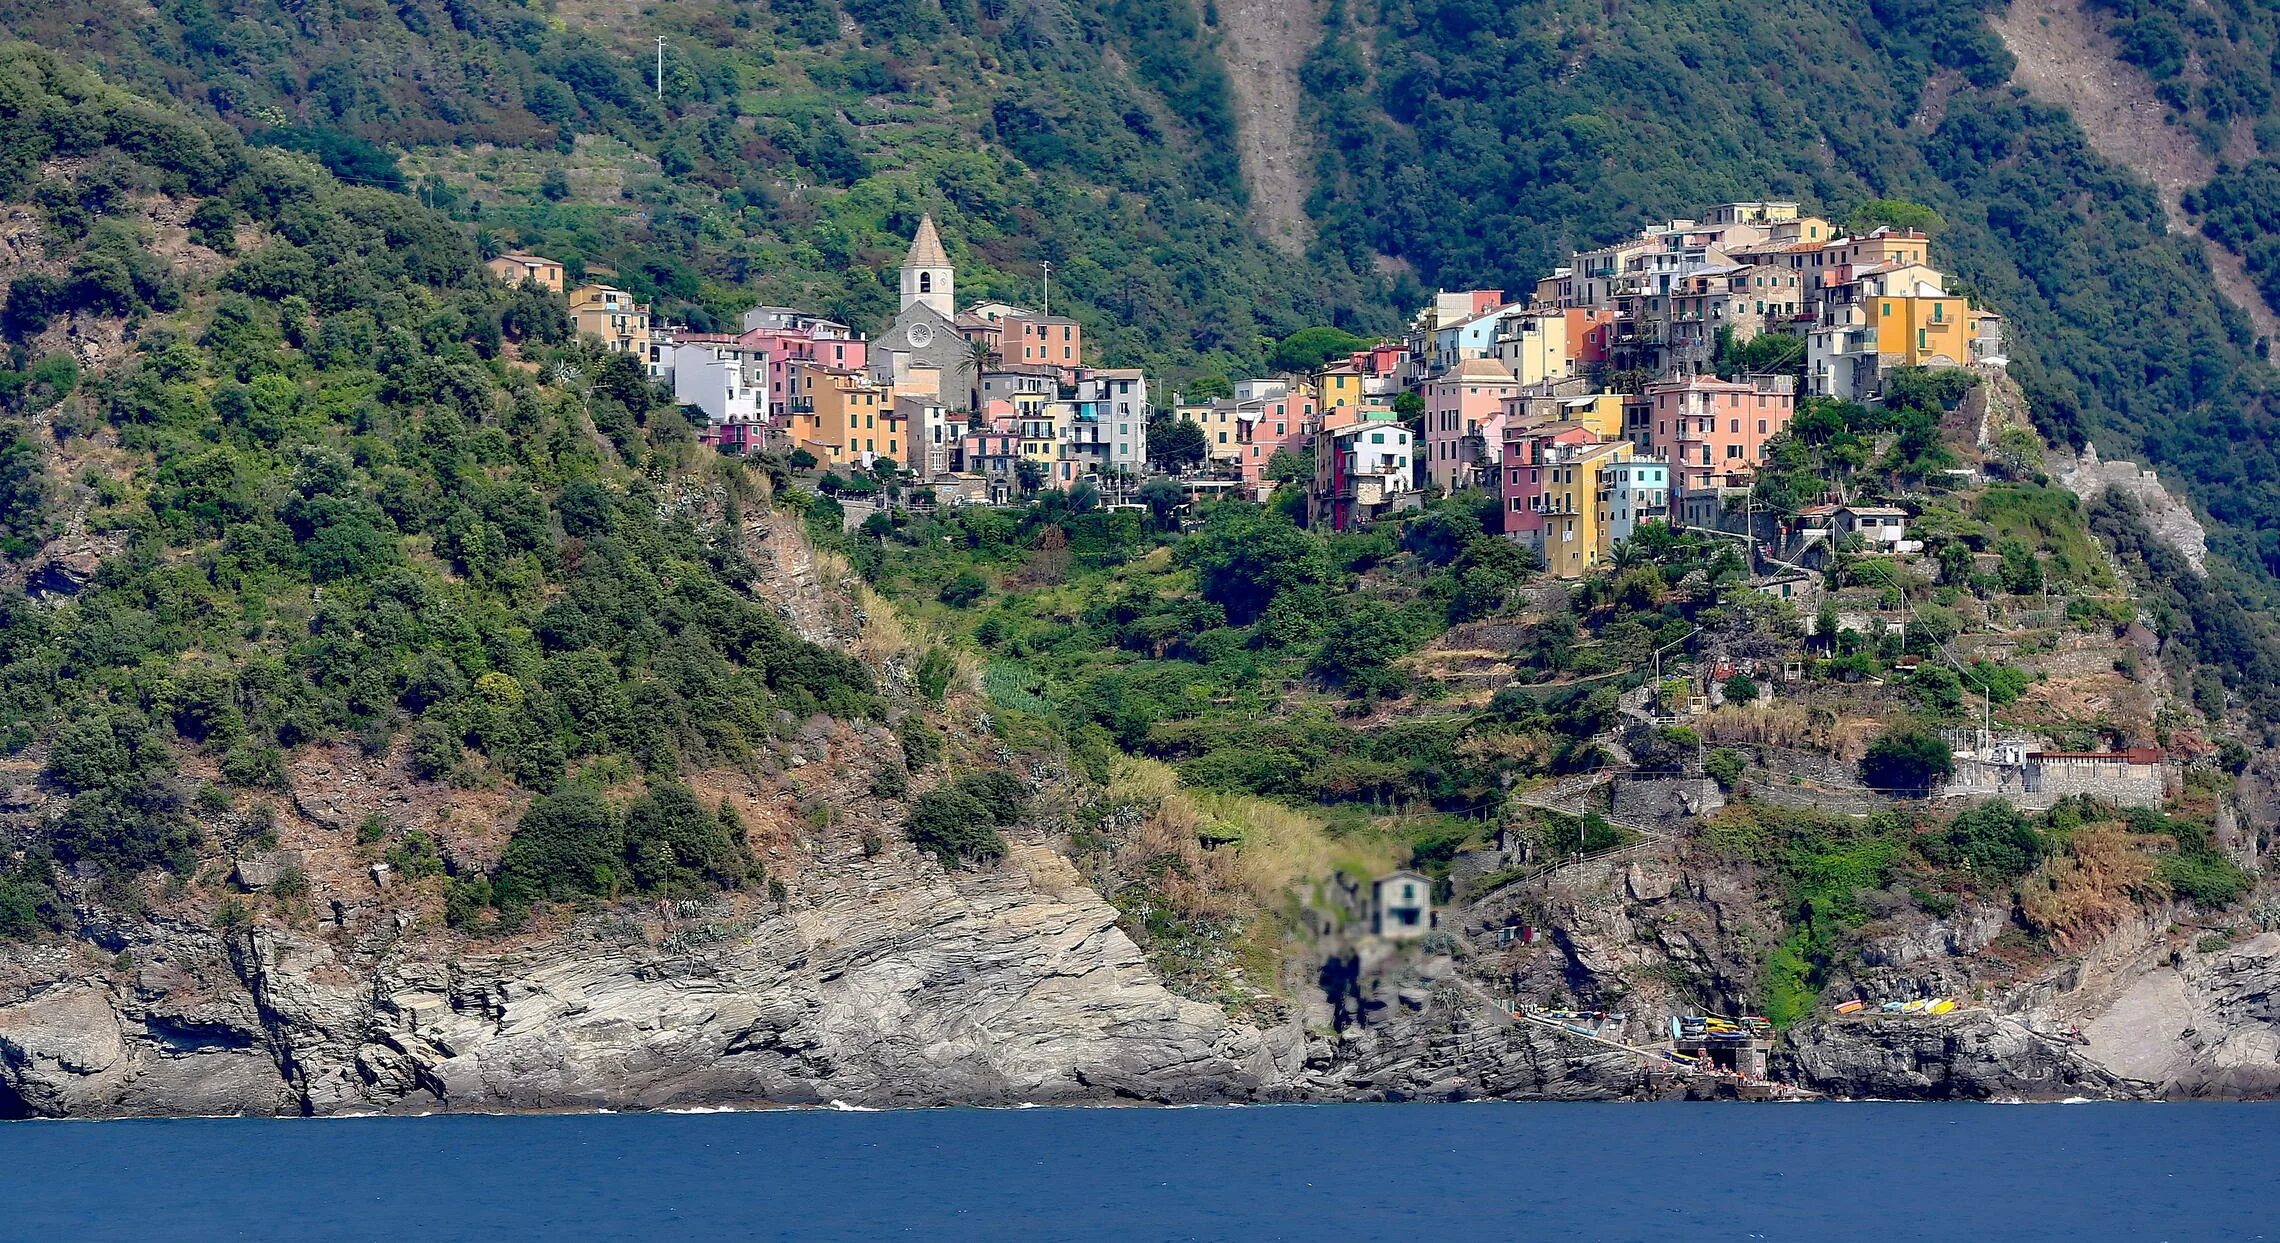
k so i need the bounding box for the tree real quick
[1147,415,1207,470]
[1844,199,1946,236]
[1264,448,1309,484]
[938,570,989,607]
[1723,674,1761,705]
[1014,459,1046,495]
[1177,507,1333,625]
[1312,599,1413,695]
[1270,326,1369,373]
[494,787,623,906]
[788,448,819,471]
[1719,331,1806,379]
[1136,476,1186,528]
[1183,373,1232,401]
[1860,728,1953,799]
[622,782,749,893]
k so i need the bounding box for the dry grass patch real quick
[2019,820,2167,948]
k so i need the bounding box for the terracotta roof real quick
[904,214,950,268]
[1450,358,1519,380]
[2028,748,2162,764]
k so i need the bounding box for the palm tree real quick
[962,335,998,408]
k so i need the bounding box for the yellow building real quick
[1177,400,1246,465]
[1540,440,1635,578]
[1017,401,1067,465]
[569,284,650,355]
[1875,294,1972,368]
[792,363,900,468]
[1493,309,1570,386]
[1313,365,1365,411]
[1501,392,1625,441]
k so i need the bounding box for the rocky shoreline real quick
[7,829,2271,1118]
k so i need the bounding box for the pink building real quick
[1422,359,1523,491]
[1500,423,1600,541]
[1233,390,1317,485]
[735,325,867,422]
[1644,374,1796,493]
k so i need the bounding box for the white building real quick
[671,337,770,426]
[1073,368,1149,474]
[1837,505,1920,553]
[1598,459,1670,548]
[1370,871,1434,940]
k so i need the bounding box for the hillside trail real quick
[1990,0,2280,343]
[1214,0,1324,256]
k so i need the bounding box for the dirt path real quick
[1214,0,1324,256]
[1991,0,2280,342]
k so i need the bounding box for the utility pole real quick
[1041,260,1052,318]
[656,36,666,102]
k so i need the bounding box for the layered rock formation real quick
[0,841,1283,1117]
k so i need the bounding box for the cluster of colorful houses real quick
[487,199,2002,576]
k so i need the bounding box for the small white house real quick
[1837,505,1920,553]
[1370,871,1434,940]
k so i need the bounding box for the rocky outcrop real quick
[2006,917,2280,1099]
[0,841,1280,1117]
[1783,1010,2151,1099]
[2058,443,2209,575]
[1302,942,1659,1101]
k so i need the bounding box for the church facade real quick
[873,214,980,409]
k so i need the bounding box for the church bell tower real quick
[900,213,954,318]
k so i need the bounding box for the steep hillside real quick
[0,0,1383,379]
[1294,0,2280,718]
[17,1,2280,631]
[0,45,1346,1117]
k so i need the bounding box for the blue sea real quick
[0,1102,2270,1241]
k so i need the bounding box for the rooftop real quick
[904,213,950,268]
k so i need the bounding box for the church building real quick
[874,214,979,409]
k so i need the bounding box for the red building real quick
[1500,422,1601,541]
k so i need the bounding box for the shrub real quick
[385,830,445,880]
[898,717,944,770]
[1860,728,1953,799]
[0,861,63,939]
[1704,748,1746,791]
[494,787,623,906]
[916,647,955,701]
[906,788,1007,868]
[938,571,988,608]
[1942,800,2045,880]
[2161,852,2253,908]
[953,770,1030,825]
[621,782,749,894]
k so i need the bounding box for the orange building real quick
[790,362,901,469]
[487,253,565,292]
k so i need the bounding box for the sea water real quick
[0,1101,2270,1241]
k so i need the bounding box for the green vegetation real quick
[1860,728,1954,799]
[906,771,1029,868]
[2186,161,2280,312]
[0,0,1377,386]
[1704,795,2248,1024]
[1300,0,2280,670]
[0,48,891,929]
